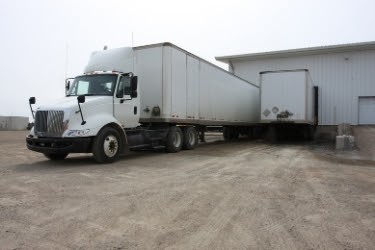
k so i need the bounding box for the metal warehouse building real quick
[216,41,375,125]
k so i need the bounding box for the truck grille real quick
[35,111,65,137]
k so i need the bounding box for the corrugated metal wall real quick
[230,50,375,125]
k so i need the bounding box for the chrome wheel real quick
[103,134,118,157]
[172,131,182,147]
[187,130,196,146]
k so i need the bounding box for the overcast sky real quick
[1,0,375,118]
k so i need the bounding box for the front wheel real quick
[43,153,68,161]
[92,127,122,163]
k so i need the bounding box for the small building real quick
[216,41,375,125]
[0,116,29,130]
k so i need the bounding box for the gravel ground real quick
[0,130,375,249]
[353,126,375,160]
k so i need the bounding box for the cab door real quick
[114,75,140,128]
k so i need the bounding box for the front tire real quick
[92,127,122,163]
[166,126,183,153]
[43,153,68,161]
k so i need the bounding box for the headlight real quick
[29,127,35,136]
[66,129,90,137]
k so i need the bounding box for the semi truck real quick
[27,43,259,163]
[259,69,318,140]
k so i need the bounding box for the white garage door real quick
[359,97,375,125]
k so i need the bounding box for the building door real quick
[359,96,375,125]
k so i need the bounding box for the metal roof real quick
[216,41,375,62]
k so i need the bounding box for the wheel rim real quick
[173,132,182,147]
[103,134,118,157]
[188,130,196,145]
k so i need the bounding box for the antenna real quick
[64,43,69,79]
[132,32,135,72]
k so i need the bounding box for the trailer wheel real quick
[182,127,198,150]
[92,127,122,163]
[166,126,183,153]
[43,153,68,161]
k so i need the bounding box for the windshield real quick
[67,74,118,96]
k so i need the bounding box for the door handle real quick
[120,98,131,103]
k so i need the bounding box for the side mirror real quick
[66,78,74,89]
[29,97,36,104]
[130,76,138,98]
[65,78,74,96]
[77,95,86,125]
[77,95,86,103]
[29,97,36,119]
[65,80,70,91]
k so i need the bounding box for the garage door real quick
[359,97,375,125]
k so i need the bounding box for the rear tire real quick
[182,126,198,150]
[43,153,68,161]
[92,127,122,163]
[166,126,183,153]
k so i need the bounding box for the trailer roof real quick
[134,42,258,88]
[215,41,375,62]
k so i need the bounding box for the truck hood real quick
[37,96,112,111]
[31,96,114,137]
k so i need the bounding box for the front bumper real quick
[26,136,93,154]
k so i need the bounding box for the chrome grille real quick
[35,111,65,137]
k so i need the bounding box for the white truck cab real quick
[27,71,139,163]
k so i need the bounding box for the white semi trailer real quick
[27,43,259,163]
[260,69,318,139]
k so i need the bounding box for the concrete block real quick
[336,135,355,150]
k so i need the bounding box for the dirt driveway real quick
[0,131,375,249]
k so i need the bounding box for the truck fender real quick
[97,122,128,153]
[83,114,128,152]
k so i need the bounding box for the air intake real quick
[35,111,65,137]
